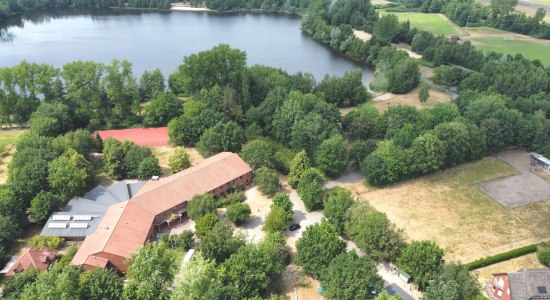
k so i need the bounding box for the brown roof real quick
[4,247,57,276]
[72,152,252,271]
[132,152,253,216]
[84,256,109,268]
[71,200,154,266]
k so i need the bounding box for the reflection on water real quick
[0,9,373,84]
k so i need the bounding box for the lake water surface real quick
[0,9,373,83]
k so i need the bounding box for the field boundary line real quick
[439,14,468,37]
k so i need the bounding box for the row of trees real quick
[102,138,161,180]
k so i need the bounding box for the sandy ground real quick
[371,85,454,112]
[353,30,423,59]
[475,253,545,284]
[0,145,15,184]
[342,157,550,263]
[478,150,550,208]
[234,186,272,244]
[151,146,204,177]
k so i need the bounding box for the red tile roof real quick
[3,247,57,276]
[72,152,252,271]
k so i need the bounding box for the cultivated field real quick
[464,27,550,66]
[342,158,550,263]
[380,12,461,35]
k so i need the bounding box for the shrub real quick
[263,206,288,233]
[226,203,251,225]
[465,244,538,270]
[537,248,550,267]
[195,213,220,237]
[168,147,191,173]
[254,167,280,196]
[172,230,194,251]
[188,193,218,220]
[218,190,246,206]
[28,235,64,249]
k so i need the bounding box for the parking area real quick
[477,150,550,208]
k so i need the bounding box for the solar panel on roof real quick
[48,223,67,229]
[73,215,92,221]
[52,215,71,221]
[69,222,88,229]
[538,286,548,294]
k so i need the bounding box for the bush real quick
[172,230,194,251]
[168,147,191,173]
[226,203,251,225]
[537,248,550,267]
[57,244,78,265]
[465,244,538,270]
[254,167,280,196]
[28,235,64,249]
[195,213,220,237]
[137,157,161,180]
[263,206,288,233]
[218,190,246,206]
[187,193,218,221]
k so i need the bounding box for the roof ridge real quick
[103,201,153,255]
[92,201,131,256]
[131,152,234,201]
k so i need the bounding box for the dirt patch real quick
[0,145,16,184]
[478,150,550,208]
[235,186,272,244]
[371,86,454,112]
[475,253,544,283]
[347,158,550,263]
[281,265,322,300]
[151,146,204,177]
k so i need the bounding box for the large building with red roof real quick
[71,152,253,272]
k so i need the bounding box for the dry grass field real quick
[475,253,545,283]
[151,146,204,176]
[343,158,550,263]
[0,130,26,184]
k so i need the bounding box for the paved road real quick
[477,0,550,15]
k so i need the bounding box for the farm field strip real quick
[380,12,461,35]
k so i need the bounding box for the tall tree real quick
[139,68,165,100]
[79,268,123,300]
[48,149,93,201]
[143,92,183,127]
[297,168,325,211]
[168,147,191,173]
[397,240,444,290]
[288,150,311,188]
[171,253,217,300]
[314,134,348,178]
[123,242,178,300]
[324,187,354,234]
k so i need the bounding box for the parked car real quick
[289,223,301,231]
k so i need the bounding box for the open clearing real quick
[475,253,545,283]
[344,157,550,263]
[151,146,204,177]
[464,26,550,66]
[380,12,461,35]
[0,130,25,184]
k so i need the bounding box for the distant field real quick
[381,12,461,35]
[471,37,550,66]
[532,0,550,4]
[345,157,550,262]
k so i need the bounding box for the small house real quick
[490,268,550,300]
[0,247,57,277]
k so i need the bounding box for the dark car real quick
[289,223,301,231]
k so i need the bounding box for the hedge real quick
[465,244,538,270]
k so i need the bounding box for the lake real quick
[0,9,374,83]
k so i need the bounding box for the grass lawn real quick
[380,12,461,35]
[532,0,550,3]
[471,37,550,66]
[0,130,25,184]
[0,130,25,150]
[345,158,550,263]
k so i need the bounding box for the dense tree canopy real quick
[143,92,183,127]
[188,193,218,221]
[323,187,354,234]
[297,168,325,211]
[314,134,348,178]
[168,147,191,173]
[397,240,444,290]
[254,167,280,196]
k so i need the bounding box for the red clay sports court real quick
[95,127,169,147]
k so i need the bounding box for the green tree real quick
[361,141,407,186]
[1,268,41,300]
[349,140,377,169]
[373,14,401,45]
[123,242,178,300]
[320,252,384,300]
[313,70,369,107]
[195,213,220,237]
[197,121,245,157]
[28,102,72,137]
[137,157,161,180]
[0,185,25,225]
[168,109,228,146]
[297,168,325,211]
[295,221,346,278]
[171,253,216,300]
[491,0,518,17]
[48,149,93,201]
[197,221,245,264]
[168,147,191,173]
[79,268,123,300]
[143,92,183,127]
[345,202,406,262]
[51,129,97,156]
[423,280,460,300]
[226,202,251,225]
[410,133,446,174]
[30,191,61,223]
[397,241,444,290]
[288,150,311,188]
[271,193,294,222]
[139,68,165,100]
[124,145,154,179]
[375,291,404,299]
[314,135,348,178]
[290,112,339,155]
[429,262,482,300]
[187,193,218,221]
[20,263,82,300]
[324,187,354,234]
[419,83,430,103]
[102,59,140,128]
[342,104,383,140]
[387,58,420,94]
[103,138,128,180]
[0,215,21,252]
[262,205,288,233]
[240,139,276,169]
[28,235,64,249]
[254,167,280,196]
